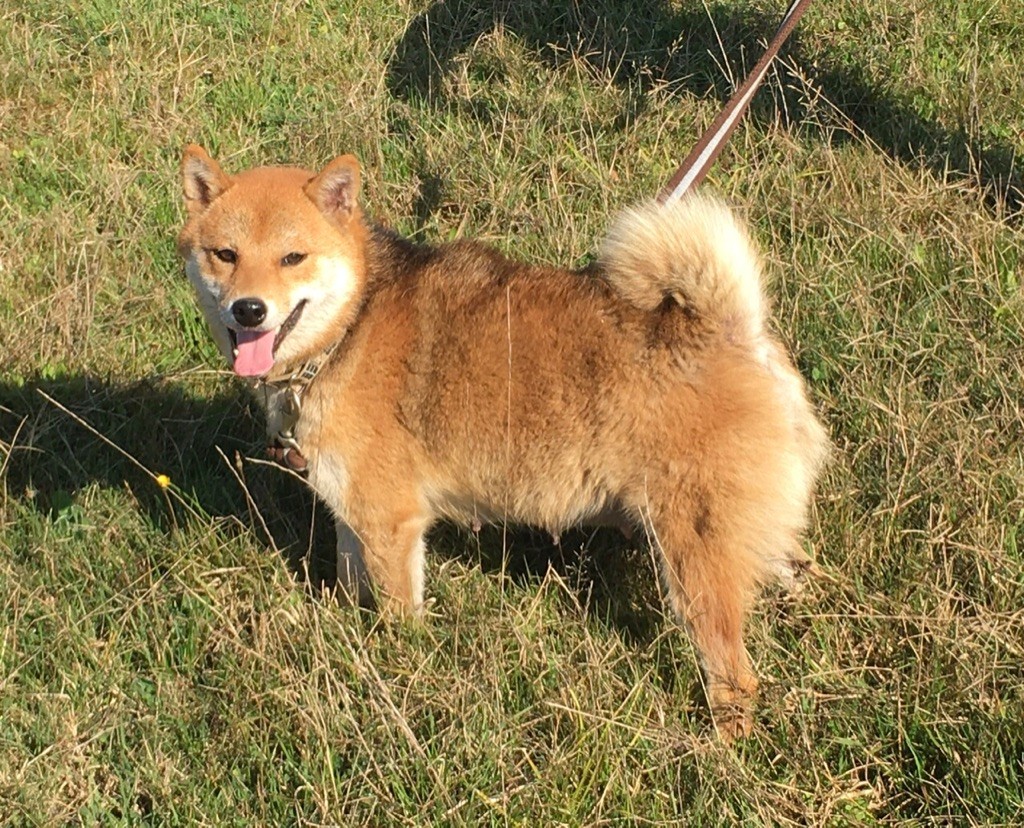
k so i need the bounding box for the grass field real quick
[2,0,1023,823]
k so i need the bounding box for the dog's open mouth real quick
[229,300,307,377]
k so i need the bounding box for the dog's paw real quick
[773,545,821,595]
[708,679,757,742]
[711,705,754,742]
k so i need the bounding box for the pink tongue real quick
[233,329,276,376]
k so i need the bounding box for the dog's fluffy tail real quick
[598,196,766,344]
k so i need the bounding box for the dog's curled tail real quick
[599,196,766,344]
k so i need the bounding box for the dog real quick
[176,144,828,739]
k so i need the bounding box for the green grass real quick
[2,0,1023,823]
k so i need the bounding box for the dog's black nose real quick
[232,298,267,328]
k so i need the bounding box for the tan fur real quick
[177,146,829,739]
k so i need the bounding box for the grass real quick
[1,0,1023,823]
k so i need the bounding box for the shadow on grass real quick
[0,374,662,644]
[0,374,333,582]
[386,0,1022,217]
[429,522,665,645]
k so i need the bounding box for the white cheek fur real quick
[273,256,358,362]
[185,255,233,362]
[184,255,222,302]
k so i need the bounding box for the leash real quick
[658,0,813,204]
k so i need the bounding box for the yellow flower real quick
[155,474,171,489]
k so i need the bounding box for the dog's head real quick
[176,145,367,377]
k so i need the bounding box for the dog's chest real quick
[287,385,354,511]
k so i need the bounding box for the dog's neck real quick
[262,337,342,391]
[274,222,429,382]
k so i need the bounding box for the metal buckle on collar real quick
[275,428,302,453]
[277,388,301,443]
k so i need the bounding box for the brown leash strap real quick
[658,0,813,204]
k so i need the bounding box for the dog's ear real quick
[305,155,361,223]
[181,144,231,213]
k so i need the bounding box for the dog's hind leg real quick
[644,498,762,741]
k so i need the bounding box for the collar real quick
[254,340,340,471]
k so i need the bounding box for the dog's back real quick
[324,200,826,538]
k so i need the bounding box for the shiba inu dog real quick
[177,144,828,738]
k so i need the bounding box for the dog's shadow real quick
[387,0,1022,219]
[1,375,336,576]
[428,521,665,644]
[1,375,663,645]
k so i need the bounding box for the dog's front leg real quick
[347,509,430,619]
[334,519,372,607]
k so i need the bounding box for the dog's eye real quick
[281,252,307,267]
[213,248,237,264]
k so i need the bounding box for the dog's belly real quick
[427,468,621,535]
